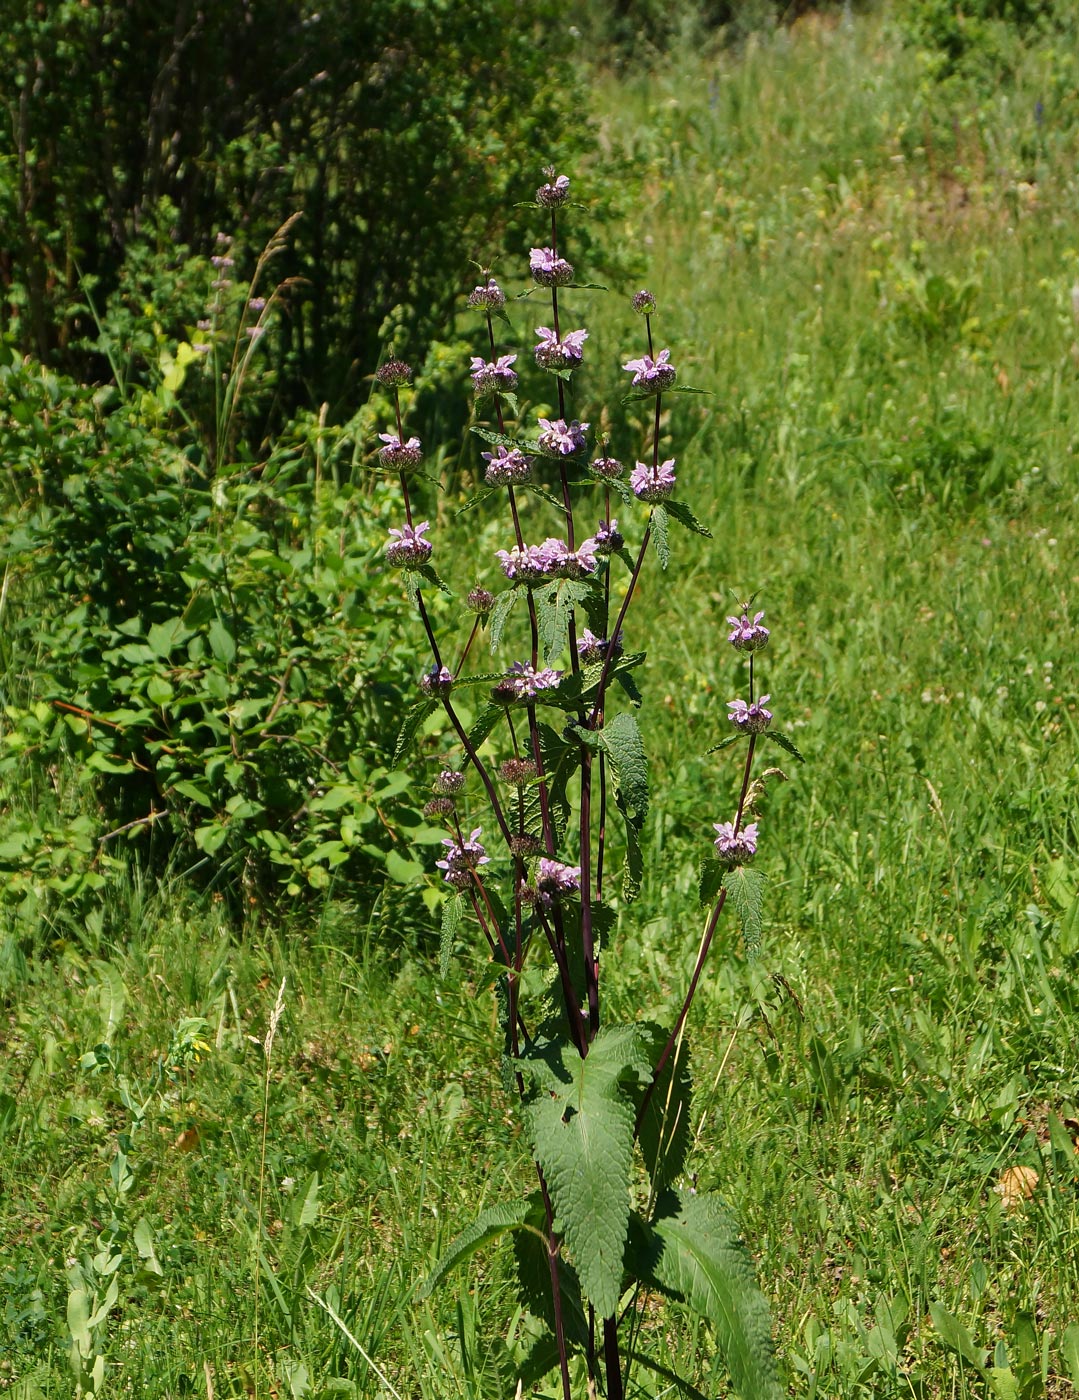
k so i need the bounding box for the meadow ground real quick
[3,8,1079,1398]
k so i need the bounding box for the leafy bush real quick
[0,0,601,419]
[0,337,439,925]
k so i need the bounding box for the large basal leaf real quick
[512,1192,590,1354]
[417,1199,532,1301]
[520,1027,652,1318]
[632,1190,783,1400]
[636,1024,693,1191]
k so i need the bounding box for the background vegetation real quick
[2,0,1079,1396]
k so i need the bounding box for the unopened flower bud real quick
[424,797,456,818]
[376,359,413,388]
[500,758,538,787]
[434,770,465,795]
[468,276,505,311]
[467,587,495,614]
[590,454,624,480]
[632,289,657,316]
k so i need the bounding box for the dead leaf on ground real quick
[995,1164,1038,1209]
[173,1125,201,1152]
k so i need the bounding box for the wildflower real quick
[537,418,588,456]
[727,610,770,652]
[537,170,571,207]
[378,433,423,470]
[623,348,676,393]
[245,325,265,341]
[482,444,533,486]
[590,519,623,554]
[211,254,234,270]
[530,247,574,287]
[496,543,555,585]
[470,353,518,397]
[376,358,413,388]
[434,770,465,795]
[534,327,588,370]
[632,289,658,316]
[630,458,676,501]
[590,454,624,480]
[385,520,433,567]
[196,318,212,331]
[436,827,490,889]
[508,662,563,699]
[576,629,623,664]
[419,665,454,698]
[536,857,581,906]
[468,277,506,311]
[424,797,456,819]
[542,536,596,579]
[712,821,759,868]
[249,297,267,312]
[467,587,495,614]
[192,342,213,354]
[727,695,773,734]
[500,758,537,786]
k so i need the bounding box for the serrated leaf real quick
[393,698,437,766]
[763,729,806,764]
[440,894,464,979]
[699,856,725,909]
[512,1195,590,1352]
[520,1027,651,1318]
[466,703,503,754]
[619,788,644,903]
[597,711,648,822]
[409,562,452,597]
[651,505,670,570]
[722,867,766,958]
[706,733,743,755]
[418,1199,532,1301]
[637,1025,693,1191]
[535,578,596,665]
[664,499,713,538]
[489,588,520,653]
[632,1190,783,1400]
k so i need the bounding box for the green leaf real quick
[145,675,174,706]
[440,894,464,979]
[637,1025,693,1190]
[194,821,229,855]
[706,733,743,755]
[489,588,520,653]
[764,729,806,764]
[722,867,767,958]
[385,848,423,883]
[597,711,649,822]
[172,779,215,809]
[619,787,645,903]
[699,856,725,908]
[147,616,192,659]
[929,1302,988,1370]
[290,1172,321,1230]
[393,699,437,767]
[418,1199,532,1300]
[511,1194,590,1352]
[133,1217,164,1276]
[466,703,503,754]
[664,499,713,538]
[631,1190,783,1400]
[535,578,596,666]
[208,617,236,664]
[519,1027,651,1318]
[651,505,670,570]
[1061,1324,1079,1389]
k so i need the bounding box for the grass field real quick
[3,7,1079,1398]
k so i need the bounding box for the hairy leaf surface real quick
[520,1027,651,1317]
